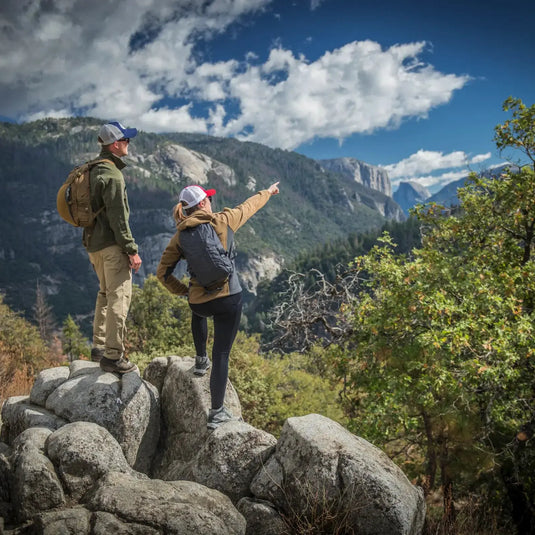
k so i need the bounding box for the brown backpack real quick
[56,159,112,227]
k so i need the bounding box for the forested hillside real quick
[249,216,423,335]
[0,117,400,328]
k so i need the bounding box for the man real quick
[85,121,142,374]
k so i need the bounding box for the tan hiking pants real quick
[88,245,132,360]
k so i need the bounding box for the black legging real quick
[189,292,243,409]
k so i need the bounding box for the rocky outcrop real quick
[252,414,425,535]
[394,181,431,215]
[320,157,392,197]
[153,356,245,479]
[0,357,426,534]
[46,421,146,501]
[10,427,65,522]
[138,143,237,187]
[84,471,246,534]
[1,360,159,474]
[238,253,283,295]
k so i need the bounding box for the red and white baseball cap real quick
[178,185,216,207]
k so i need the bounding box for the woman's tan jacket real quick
[157,190,272,304]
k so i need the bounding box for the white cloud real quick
[382,149,492,189]
[382,149,491,178]
[403,170,469,189]
[207,41,470,149]
[0,0,470,152]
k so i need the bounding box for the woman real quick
[157,181,280,429]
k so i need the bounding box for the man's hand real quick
[128,253,142,273]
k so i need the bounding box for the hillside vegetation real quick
[0,117,394,326]
[265,97,535,533]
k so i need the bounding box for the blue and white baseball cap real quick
[98,121,138,144]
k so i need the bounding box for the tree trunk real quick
[440,446,456,534]
[422,411,437,495]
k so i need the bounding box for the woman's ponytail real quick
[173,202,186,224]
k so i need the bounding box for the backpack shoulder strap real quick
[88,158,114,169]
[226,226,235,257]
[87,158,114,218]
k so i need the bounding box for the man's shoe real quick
[91,347,105,363]
[100,356,138,374]
[194,355,211,376]
[207,406,235,429]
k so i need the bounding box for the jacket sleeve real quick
[101,172,138,255]
[221,190,272,232]
[156,233,189,296]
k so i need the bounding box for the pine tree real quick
[33,281,56,344]
[60,315,90,362]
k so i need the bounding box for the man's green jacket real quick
[83,149,138,255]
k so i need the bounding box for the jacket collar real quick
[98,148,127,170]
[177,211,214,231]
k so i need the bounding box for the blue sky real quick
[0,0,533,193]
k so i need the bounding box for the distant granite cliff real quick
[394,181,430,215]
[318,157,404,221]
[319,157,392,197]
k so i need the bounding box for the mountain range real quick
[0,117,406,331]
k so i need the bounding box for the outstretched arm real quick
[222,181,281,232]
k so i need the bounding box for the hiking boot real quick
[207,406,236,429]
[91,347,105,363]
[100,356,138,374]
[194,355,211,376]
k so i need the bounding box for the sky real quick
[0,0,533,193]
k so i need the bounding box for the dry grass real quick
[423,495,514,535]
[278,478,360,535]
[0,363,35,402]
[0,339,66,408]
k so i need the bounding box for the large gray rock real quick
[85,471,246,535]
[46,421,145,501]
[32,506,91,534]
[32,506,162,535]
[44,360,160,473]
[237,497,286,535]
[0,396,67,446]
[153,356,242,478]
[251,414,426,535]
[0,441,12,522]
[10,427,65,521]
[29,366,70,407]
[92,510,160,535]
[185,420,276,503]
[142,356,169,394]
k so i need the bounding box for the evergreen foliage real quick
[60,315,90,362]
[126,275,194,358]
[249,216,421,336]
[330,98,535,531]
